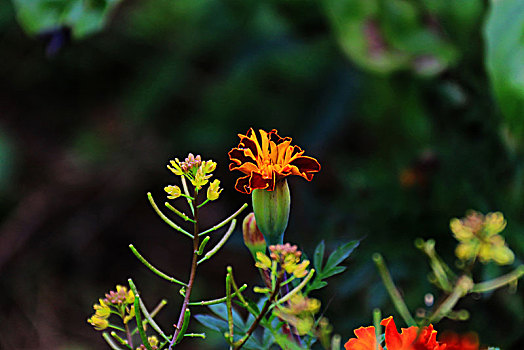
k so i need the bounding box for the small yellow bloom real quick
[94,299,111,318]
[207,179,222,201]
[255,252,272,270]
[292,260,310,278]
[202,160,217,174]
[126,289,135,304]
[191,167,212,189]
[165,185,182,199]
[167,159,185,176]
[273,293,320,335]
[88,315,109,330]
[451,210,514,265]
[124,305,135,324]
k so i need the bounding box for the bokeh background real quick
[1,0,523,348]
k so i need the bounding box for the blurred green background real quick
[0,0,523,348]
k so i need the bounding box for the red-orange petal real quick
[344,326,383,350]
[249,172,274,191]
[234,175,252,194]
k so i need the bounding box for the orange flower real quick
[228,128,320,194]
[345,317,446,350]
[439,331,479,350]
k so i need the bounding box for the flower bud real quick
[242,213,267,258]
[251,179,290,245]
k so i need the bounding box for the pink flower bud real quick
[242,212,267,258]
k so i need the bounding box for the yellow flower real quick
[88,315,109,330]
[124,305,135,324]
[451,211,514,265]
[191,166,212,189]
[255,252,272,270]
[164,185,182,199]
[207,179,222,201]
[273,293,320,335]
[93,299,111,318]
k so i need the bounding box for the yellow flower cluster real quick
[167,153,217,190]
[450,211,514,265]
[255,243,310,278]
[87,285,136,331]
[166,153,222,200]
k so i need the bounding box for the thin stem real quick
[373,253,417,327]
[275,269,315,306]
[197,199,210,208]
[130,244,188,287]
[165,202,196,223]
[427,275,473,324]
[103,332,126,350]
[124,322,133,349]
[471,265,524,293]
[147,193,193,239]
[199,203,248,236]
[233,275,283,350]
[170,193,201,349]
[110,332,133,349]
[180,176,195,216]
[131,299,168,336]
[138,298,170,342]
[188,284,248,306]
[226,273,234,344]
[197,219,236,264]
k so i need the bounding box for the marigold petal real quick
[344,326,383,350]
[229,148,256,169]
[381,317,404,350]
[289,156,321,179]
[235,175,252,194]
[250,172,275,191]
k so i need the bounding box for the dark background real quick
[0,0,523,348]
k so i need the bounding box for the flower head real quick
[167,154,217,190]
[345,316,445,350]
[228,128,320,194]
[450,211,514,265]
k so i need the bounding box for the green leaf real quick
[321,265,347,279]
[485,0,524,151]
[323,241,359,273]
[313,240,325,272]
[194,314,228,333]
[306,280,328,292]
[12,0,123,39]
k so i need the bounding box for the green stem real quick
[131,299,168,336]
[165,202,196,223]
[138,298,170,342]
[188,284,248,306]
[197,219,236,264]
[180,176,195,216]
[171,194,201,349]
[199,203,248,236]
[233,275,283,350]
[471,265,524,293]
[147,193,193,239]
[130,244,188,287]
[226,273,234,344]
[110,332,133,349]
[103,332,126,350]
[373,253,416,327]
[128,279,152,350]
[275,269,315,306]
[427,275,473,324]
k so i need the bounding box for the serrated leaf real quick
[313,240,325,272]
[323,241,359,273]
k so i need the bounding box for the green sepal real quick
[252,179,290,246]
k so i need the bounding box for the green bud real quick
[242,213,267,258]
[251,179,290,246]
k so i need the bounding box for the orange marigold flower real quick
[439,331,479,350]
[228,128,320,194]
[345,317,446,350]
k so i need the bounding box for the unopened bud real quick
[242,213,267,258]
[252,179,290,245]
